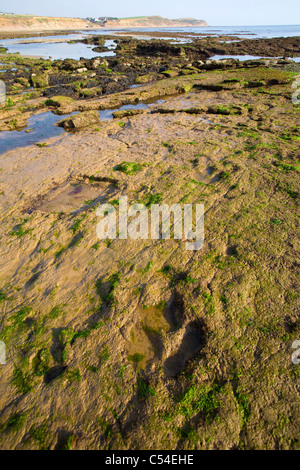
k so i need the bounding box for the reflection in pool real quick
[0,111,75,155]
[0,99,167,155]
[0,36,116,61]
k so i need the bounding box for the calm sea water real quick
[0,25,299,60]
[119,24,300,38]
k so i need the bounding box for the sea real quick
[0,24,299,61]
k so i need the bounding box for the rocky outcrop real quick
[193,36,300,58]
[115,36,300,60]
[57,110,100,130]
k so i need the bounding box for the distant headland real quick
[88,15,208,28]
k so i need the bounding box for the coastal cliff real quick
[0,14,94,31]
[0,14,208,32]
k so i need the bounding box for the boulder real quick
[194,60,205,67]
[86,58,109,70]
[57,110,101,130]
[135,73,156,84]
[56,59,84,71]
[31,72,49,88]
[92,46,109,53]
[15,77,31,87]
[161,69,179,78]
[44,96,75,114]
[179,68,198,75]
[45,96,74,107]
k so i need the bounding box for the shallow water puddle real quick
[127,324,160,367]
[98,99,166,120]
[127,305,170,368]
[127,295,188,370]
[141,305,171,334]
[31,179,116,214]
[0,111,75,155]
[98,102,148,120]
[0,98,168,155]
[0,37,116,61]
[21,87,34,95]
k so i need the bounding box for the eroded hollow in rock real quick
[163,319,207,377]
[28,178,118,214]
[164,291,186,331]
[44,365,67,384]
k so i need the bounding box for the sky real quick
[2,0,300,26]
